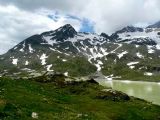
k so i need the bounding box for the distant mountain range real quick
[1,21,160,81]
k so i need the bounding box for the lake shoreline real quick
[98,79,160,105]
[97,79,160,84]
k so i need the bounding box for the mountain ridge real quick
[147,21,160,28]
[1,23,160,81]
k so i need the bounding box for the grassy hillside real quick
[0,76,160,120]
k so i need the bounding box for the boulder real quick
[96,89,130,101]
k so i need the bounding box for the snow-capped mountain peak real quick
[1,23,160,79]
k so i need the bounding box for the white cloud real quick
[0,5,81,54]
[78,0,160,33]
[0,0,160,54]
[1,0,160,33]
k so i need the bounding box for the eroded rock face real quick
[96,89,130,101]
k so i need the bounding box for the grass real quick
[0,77,160,120]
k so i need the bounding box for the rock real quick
[33,72,65,84]
[77,113,83,118]
[87,78,99,85]
[96,89,130,101]
[89,72,106,79]
[32,112,38,119]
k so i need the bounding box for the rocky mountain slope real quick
[1,22,160,81]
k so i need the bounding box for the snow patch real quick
[50,47,63,54]
[110,44,122,53]
[64,72,68,76]
[118,30,160,45]
[46,64,53,71]
[95,64,101,71]
[25,61,29,65]
[147,46,155,54]
[88,47,106,61]
[14,46,17,50]
[107,77,113,81]
[12,59,18,65]
[127,62,139,66]
[156,45,160,50]
[117,51,128,59]
[144,72,153,76]
[43,36,56,46]
[29,44,34,53]
[97,60,103,65]
[136,52,144,58]
[20,42,25,52]
[64,53,70,56]
[129,66,135,69]
[135,45,139,48]
[95,60,103,71]
[105,74,121,80]
[40,54,48,65]
[65,47,69,50]
[62,59,67,62]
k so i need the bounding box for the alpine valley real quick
[1,21,160,81]
[2,22,160,120]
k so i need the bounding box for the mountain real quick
[115,26,144,34]
[111,25,159,45]
[1,23,160,81]
[147,21,160,28]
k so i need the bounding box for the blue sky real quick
[48,13,95,33]
[79,19,95,33]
